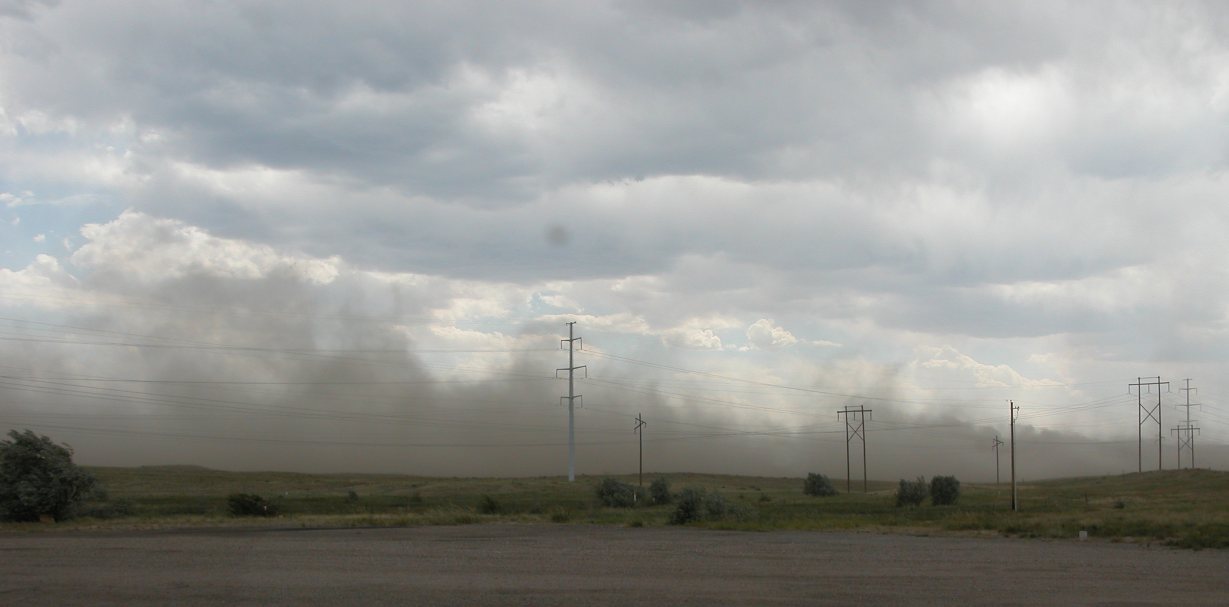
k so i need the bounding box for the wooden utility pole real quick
[838,405,872,493]
[1010,401,1019,512]
[634,413,646,488]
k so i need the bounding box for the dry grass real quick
[5,466,1227,548]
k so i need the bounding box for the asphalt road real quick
[2,524,1227,605]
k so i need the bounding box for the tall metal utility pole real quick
[1176,379,1201,469]
[837,404,871,493]
[1010,400,1019,512]
[992,435,1004,485]
[1129,377,1169,472]
[634,413,646,488]
[556,322,586,482]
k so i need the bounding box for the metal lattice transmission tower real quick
[837,405,872,493]
[992,435,1004,486]
[556,322,586,482]
[1129,377,1169,473]
[1174,379,1201,469]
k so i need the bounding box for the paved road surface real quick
[2,524,1227,605]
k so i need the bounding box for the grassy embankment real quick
[7,466,1229,549]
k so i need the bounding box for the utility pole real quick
[1010,400,1019,512]
[1129,377,1169,472]
[837,404,871,493]
[1171,425,1184,468]
[556,322,586,482]
[992,435,1004,485]
[1176,379,1201,469]
[634,413,646,489]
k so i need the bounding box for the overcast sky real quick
[2,1,1228,481]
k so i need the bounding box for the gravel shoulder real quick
[2,524,1227,605]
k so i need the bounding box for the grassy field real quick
[7,466,1229,549]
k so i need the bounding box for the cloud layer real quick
[2,2,1228,478]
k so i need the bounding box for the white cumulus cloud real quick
[746,318,797,349]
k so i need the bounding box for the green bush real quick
[0,429,99,522]
[80,499,134,520]
[669,488,748,525]
[596,477,637,508]
[227,493,279,517]
[649,477,672,505]
[930,475,960,506]
[476,494,502,514]
[803,473,838,497]
[895,476,928,507]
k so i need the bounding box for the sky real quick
[2,1,1228,482]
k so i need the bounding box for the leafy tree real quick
[803,473,838,497]
[930,475,961,506]
[895,476,928,507]
[649,477,672,505]
[0,430,98,522]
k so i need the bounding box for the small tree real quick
[895,476,928,507]
[930,475,960,506]
[0,430,98,522]
[595,477,637,508]
[803,473,838,497]
[649,477,672,505]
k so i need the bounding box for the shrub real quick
[80,499,134,520]
[930,475,960,506]
[803,473,838,497]
[596,477,637,508]
[476,494,502,514]
[669,488,748,525]
[669,488,706,525]
[895,476,928,507]
[649,477,672,505]
[346,490,360,503]
[227,493,279,517]
[0,429,99,522]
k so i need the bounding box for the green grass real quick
[7,466,1229,549]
